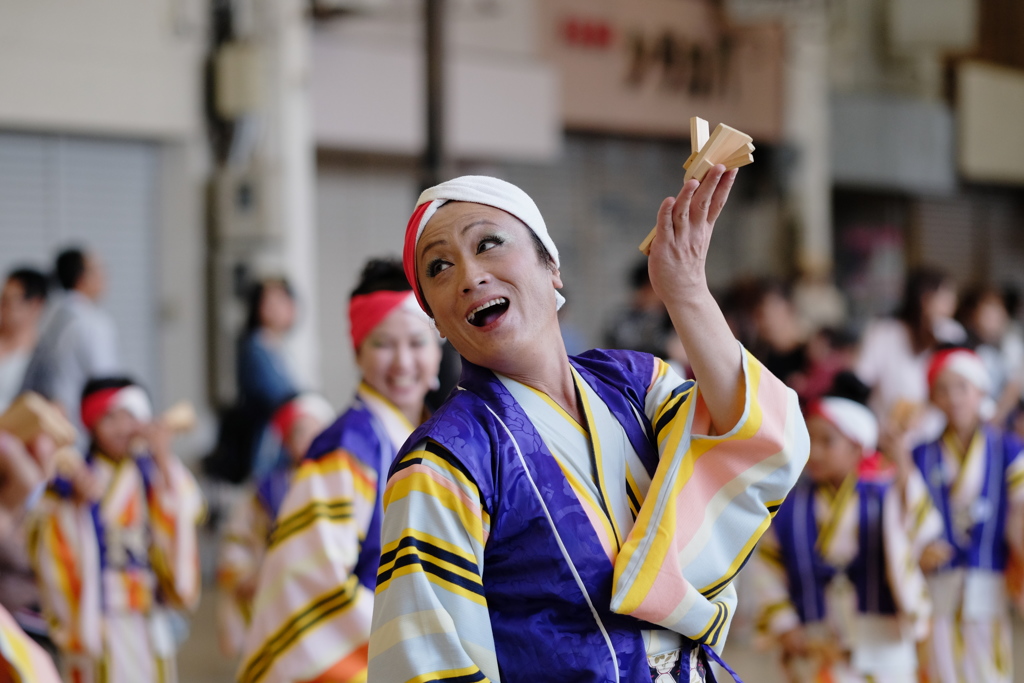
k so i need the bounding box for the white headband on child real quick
[814,397,879,454]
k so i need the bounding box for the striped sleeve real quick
[900,468,944,553]
[215,492,271,657]
[146,457,204,611]
[237,450,377,683]
[610,344,808,645]
[368,440,499,683]
[749,528,800,642]
[0,605,62,683]
[25,494,103,658]
[883,469,942,639]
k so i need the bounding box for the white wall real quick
[315,164,419,405]
[0,0,205,139]
[156,140,213,458]
[958,61,1024,185]
[311,0,561,162]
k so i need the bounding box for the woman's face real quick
[356,307,442,416]
[415,202,562,373]
[260,283,296,333]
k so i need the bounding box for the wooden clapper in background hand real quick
[639,116,755,255]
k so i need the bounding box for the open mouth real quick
[467,297,510,327]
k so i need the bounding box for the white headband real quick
[928,349,990,394]
[112,386,153,423]
[403,175,564,311]
[814,397,879,454]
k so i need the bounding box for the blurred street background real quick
[3,0,1024,680]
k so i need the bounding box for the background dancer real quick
[29,377,204,683]
[238,259,441,683]
[752,378,945,682]
[913,349,1024,683]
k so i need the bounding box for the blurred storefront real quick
[2,0,1023,428]
[828,0,1024,327]
[0,1,209,454]
[310,0,796,401]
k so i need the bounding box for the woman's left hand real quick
[645,165,744,434]
[647,164,737,307]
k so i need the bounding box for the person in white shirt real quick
[958,286,1024,425]
[0,268,48,412]
[20,248,119,434]
[856,266,965,447]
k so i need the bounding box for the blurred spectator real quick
[855,266,964,445]
[791,263,847,333]
[20,248,119,432]
[718,277,763,350]
[237,277,299,479]
[798,327,859,407]
[602,259,670,358]
[1007,285,1024,397]
[958,285,1024,424]
[751,279,809,388]
[0,268,49,411]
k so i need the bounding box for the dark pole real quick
[423,0,445,190]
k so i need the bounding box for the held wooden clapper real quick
[639,116,754,255]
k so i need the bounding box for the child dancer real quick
[29,378,203,683]
[216,393,334,657]
[754,384,944,682]
[913,348,1024,683]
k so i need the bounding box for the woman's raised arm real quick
[647,163,744,435]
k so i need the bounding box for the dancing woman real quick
[368,168,809,682]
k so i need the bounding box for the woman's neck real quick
[499,341,580,424]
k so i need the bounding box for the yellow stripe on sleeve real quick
[615,352,766,614]
[383,469,487,548]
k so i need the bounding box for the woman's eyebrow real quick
[460,219,499,235]
[420,219,501,259]
[419,238,448,257]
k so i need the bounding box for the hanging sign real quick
[538,0,785,141]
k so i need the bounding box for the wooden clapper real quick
[639,116,755,255]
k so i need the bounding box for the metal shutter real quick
[316,163,419,404]
[0,131,160,395]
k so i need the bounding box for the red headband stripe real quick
[403,201,435,311]
[81,388,122,432]
[926,347,988,391]
[271,400,301,440]
[349,290,414,350]
[927,349,957,388]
